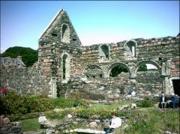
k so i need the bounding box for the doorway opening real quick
[172,79,180,96]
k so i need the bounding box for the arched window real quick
[61,24,70,43]
[62,54,68,79]
[126,41,136,57]
[61,53,70,83]
[99,45,110,61]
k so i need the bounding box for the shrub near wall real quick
[0,91,89,116]
[136,97,155,108]
[0,91,54,115]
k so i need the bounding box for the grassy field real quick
[19,100,180,134]
[124,108,179,134]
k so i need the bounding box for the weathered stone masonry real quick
[1,9,179,99]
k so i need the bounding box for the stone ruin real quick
[1,9,180,99]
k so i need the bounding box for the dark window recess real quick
[62,25,67,36]
[101,45,109,59]
[172,79,180,96]
[51,33,57,37]
[73,38,77,41]
[110,64,128,77]
[62,54,68,79]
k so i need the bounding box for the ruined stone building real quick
[1,10,180,99]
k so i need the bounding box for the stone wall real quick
[1,10,179,98]
[65,70,164,100]
[0,57,48,95]
[171,57,180,77]
[66,36,179,98]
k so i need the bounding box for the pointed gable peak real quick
[60,9,65,14]
[40,9,70,39]
[39,9,81,47]
[59,9,66,16]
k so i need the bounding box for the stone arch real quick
[108,62,130,77]
[83,64,104,79]
[135,60,162,95]
[61,23,70,43]
[61,52,71,83]
[99,44,110,61]
[124,40,137,57]
[135,60,161,74]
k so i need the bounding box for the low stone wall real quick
[136,70,162,83]
[0,59,49,96]
[65,71,162,100]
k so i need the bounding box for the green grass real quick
[19,99,179,134]
[87,99,131,111]
[21,118,40,132]
[124,108,179,134]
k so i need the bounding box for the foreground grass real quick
[20,104,179,134]
[21,108,179,133]
[124,108,179,134]
[21,118,40,132]
[88,100,130,111]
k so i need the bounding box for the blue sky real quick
[1,1,179,52]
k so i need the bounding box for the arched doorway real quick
[136,61,162,95]
[109,63,129,77]
[170,77,180,96]
[108,63,130,95]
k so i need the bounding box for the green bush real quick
[0,91,54,115]
[24,96,54,113]
[46,111,67,120]
[0,91,89,116]
[0,91,25,114]
[136,97,154,107]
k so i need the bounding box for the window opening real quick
[62,54,68,79]
[126,41,136,57]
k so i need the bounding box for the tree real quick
[137,63,147,71]
[1,46,38,67]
